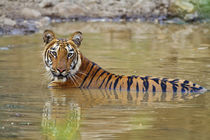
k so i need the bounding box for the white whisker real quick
[69,75,77,86]
[74,74,83,81]
[71,75,79,86]
[77,71,86,76]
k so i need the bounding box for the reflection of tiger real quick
[43,30,206,93]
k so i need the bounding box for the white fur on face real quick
[45,66,50,72]
[70,53,81,75]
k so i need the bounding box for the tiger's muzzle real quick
[51,69,69,81]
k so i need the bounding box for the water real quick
[0,22,210,140]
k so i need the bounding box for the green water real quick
[0,22,210,140]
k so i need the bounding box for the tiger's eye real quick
[67,52,73,58]
[50,51,57,57]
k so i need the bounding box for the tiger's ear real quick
[43,30,56,44]
[70,31,83,47]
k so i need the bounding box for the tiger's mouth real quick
[57,75,66,80]
[51,72,68,82]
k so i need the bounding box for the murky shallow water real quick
[0,22,210,140]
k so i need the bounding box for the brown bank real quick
[0,0,206,35]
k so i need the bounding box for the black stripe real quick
[72,55,78,69]
[151,78,159,84]
[172,83,178,93]
[136,81,139,98]
[161,80,167,92]
[127,76,134,91]
[192,87,199,92]
[169,80,178,93]
[181,88,185,93]
[136,82,139,93]
[45,59,49,67]
[113,76,121,90]
[152,85,156,93]
[99,73,109,89]
[105,74,114,89]
[86,67,101,88]
[96,71,107,82]
[141,77,149,92]
[181,83,189,93]
[109,82,113,90]
[80,63,95,88]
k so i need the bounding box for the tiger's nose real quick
[57,68,66,73]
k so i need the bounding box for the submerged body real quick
[43,30,206,93]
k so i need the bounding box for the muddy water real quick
[0,22,210,140]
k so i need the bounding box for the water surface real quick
[0,22,210,140]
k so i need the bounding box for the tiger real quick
[43,30,207,93]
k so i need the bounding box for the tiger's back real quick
[74,60,206,93]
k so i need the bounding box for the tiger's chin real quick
[53,75,67,82]
[48,75,72,88]
[48,80,67,88]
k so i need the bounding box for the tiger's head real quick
[43,30,83,82]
